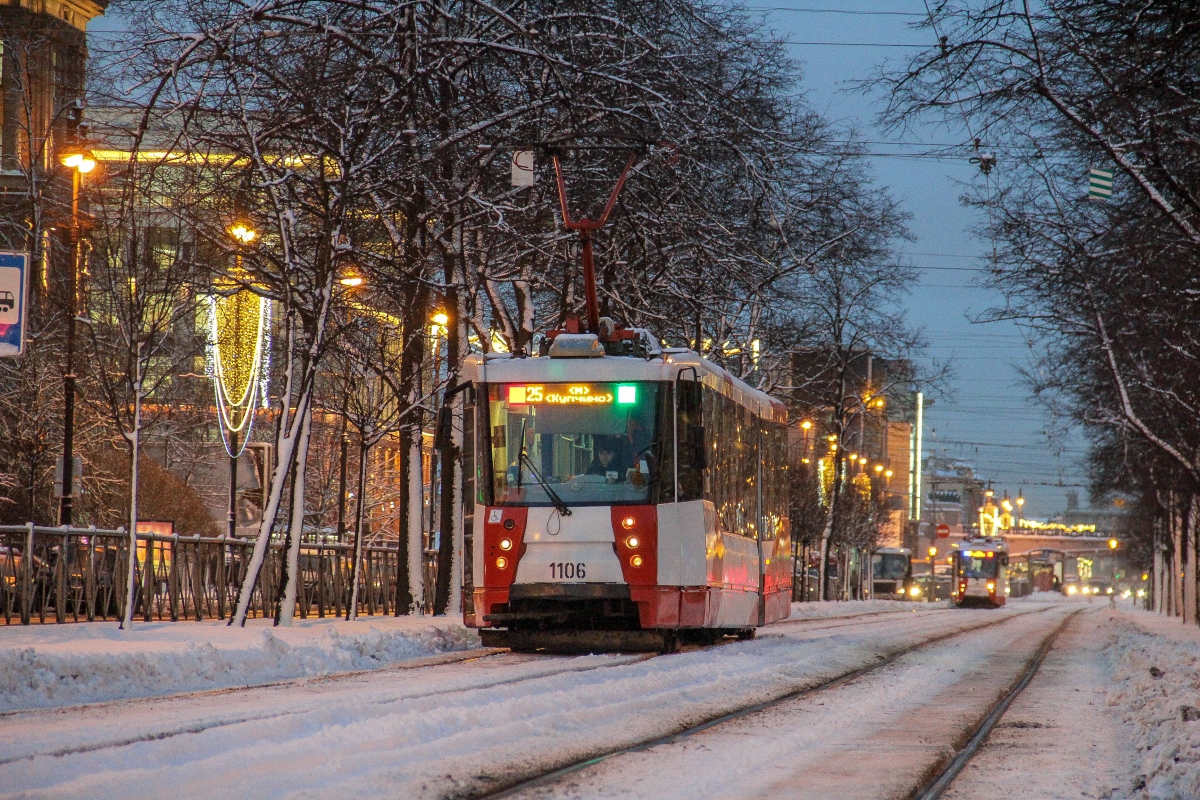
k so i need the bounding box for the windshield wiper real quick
[517,422,571,516]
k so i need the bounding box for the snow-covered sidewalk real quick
[1107,608,1200,799]
[0,615,477,712]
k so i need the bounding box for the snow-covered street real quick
[2,598,1198,799]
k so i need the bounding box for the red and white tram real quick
[951,538,1009,608]
[453,325,792,652]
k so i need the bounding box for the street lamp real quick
[927,546,937,603]
[57,149,97,525]
[1016,492,1025,529]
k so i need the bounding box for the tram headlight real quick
[630,555,644,568]
[909,586,921,597]
[495,557,508,569]
[1067,585,1078,595]
[499,538,513,551]
[625,536,640,549]
[621,516,637,530]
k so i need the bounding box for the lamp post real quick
[58,151,96,526]
[927,546,937,603]
[1016,491,1025,530]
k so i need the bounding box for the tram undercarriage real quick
[478,583,756,653]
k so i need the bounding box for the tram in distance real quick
[951,538,1009,608]
[448,323,792,653]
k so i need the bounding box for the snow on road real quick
[0,599,916,714]
[942,609,1137,800]
[15,598,1194,800]
[503,606,1077,800]
[2,605,1013,800]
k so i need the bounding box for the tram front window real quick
[959,552,999,579]
[488,382,661,506]
[872,553,909,581]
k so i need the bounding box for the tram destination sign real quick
[506,383,638,406]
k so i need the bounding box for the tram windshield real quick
[872,553,910,581]
[958,551,999,579]
[487,382,662,506]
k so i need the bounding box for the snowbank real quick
[0,616,477,712]
[1107,610,1200,799]
[788,598,927,619]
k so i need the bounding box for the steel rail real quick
[0,651,658,767]
[1,607,994,768]
[470,606,1056,800]
[909,609,1080,800]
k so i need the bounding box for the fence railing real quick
[1,524,402,625]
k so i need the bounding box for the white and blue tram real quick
[454,326,792,651]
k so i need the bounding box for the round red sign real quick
[935,523,951,538]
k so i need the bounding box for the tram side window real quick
[760,421,787,541]
[676,380,704,502]
[701,386,759,539]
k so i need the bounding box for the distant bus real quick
[871,547,916,600]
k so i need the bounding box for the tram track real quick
[0,605,930,722]
[0,651,655,766]
[463,605,1054,800]
[0,606,964,769]
[908,609,1080,800]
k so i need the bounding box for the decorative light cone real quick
[209,285,270,457]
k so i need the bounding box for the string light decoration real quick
[209,288,270,456]
[208,230,270,457]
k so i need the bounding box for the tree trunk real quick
[395,417,416,616]
[1186,496,1198,626]
[348,437,370,620]
[120,385,142,630]
[408,430,425,611]
[276,404,312,626]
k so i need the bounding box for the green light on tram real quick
[616,384,637,405]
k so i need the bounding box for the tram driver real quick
[586,436,630,481]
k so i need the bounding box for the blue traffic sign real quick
[0,251,27,357]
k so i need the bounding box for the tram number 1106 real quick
[549,562,586,580]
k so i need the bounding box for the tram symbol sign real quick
[0,251,28,357]
[935,523,951,538]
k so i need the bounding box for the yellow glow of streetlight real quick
[1108,538,1119,550]
[858,457,867,465]
[884,469,893,478]
[431,312,449,327]
[874,464,883,473]
[928,547,937,557]
[1001,499,1013,512]
[1016,496,1025,506]
[849,453,858,461]
[340,276,364,287]
[229,223,257,244]
[62,152,97,173]
[800,420,812,430]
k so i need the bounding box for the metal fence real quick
[1,524,402,625]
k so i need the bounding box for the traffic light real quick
[1108,538,1118,550]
